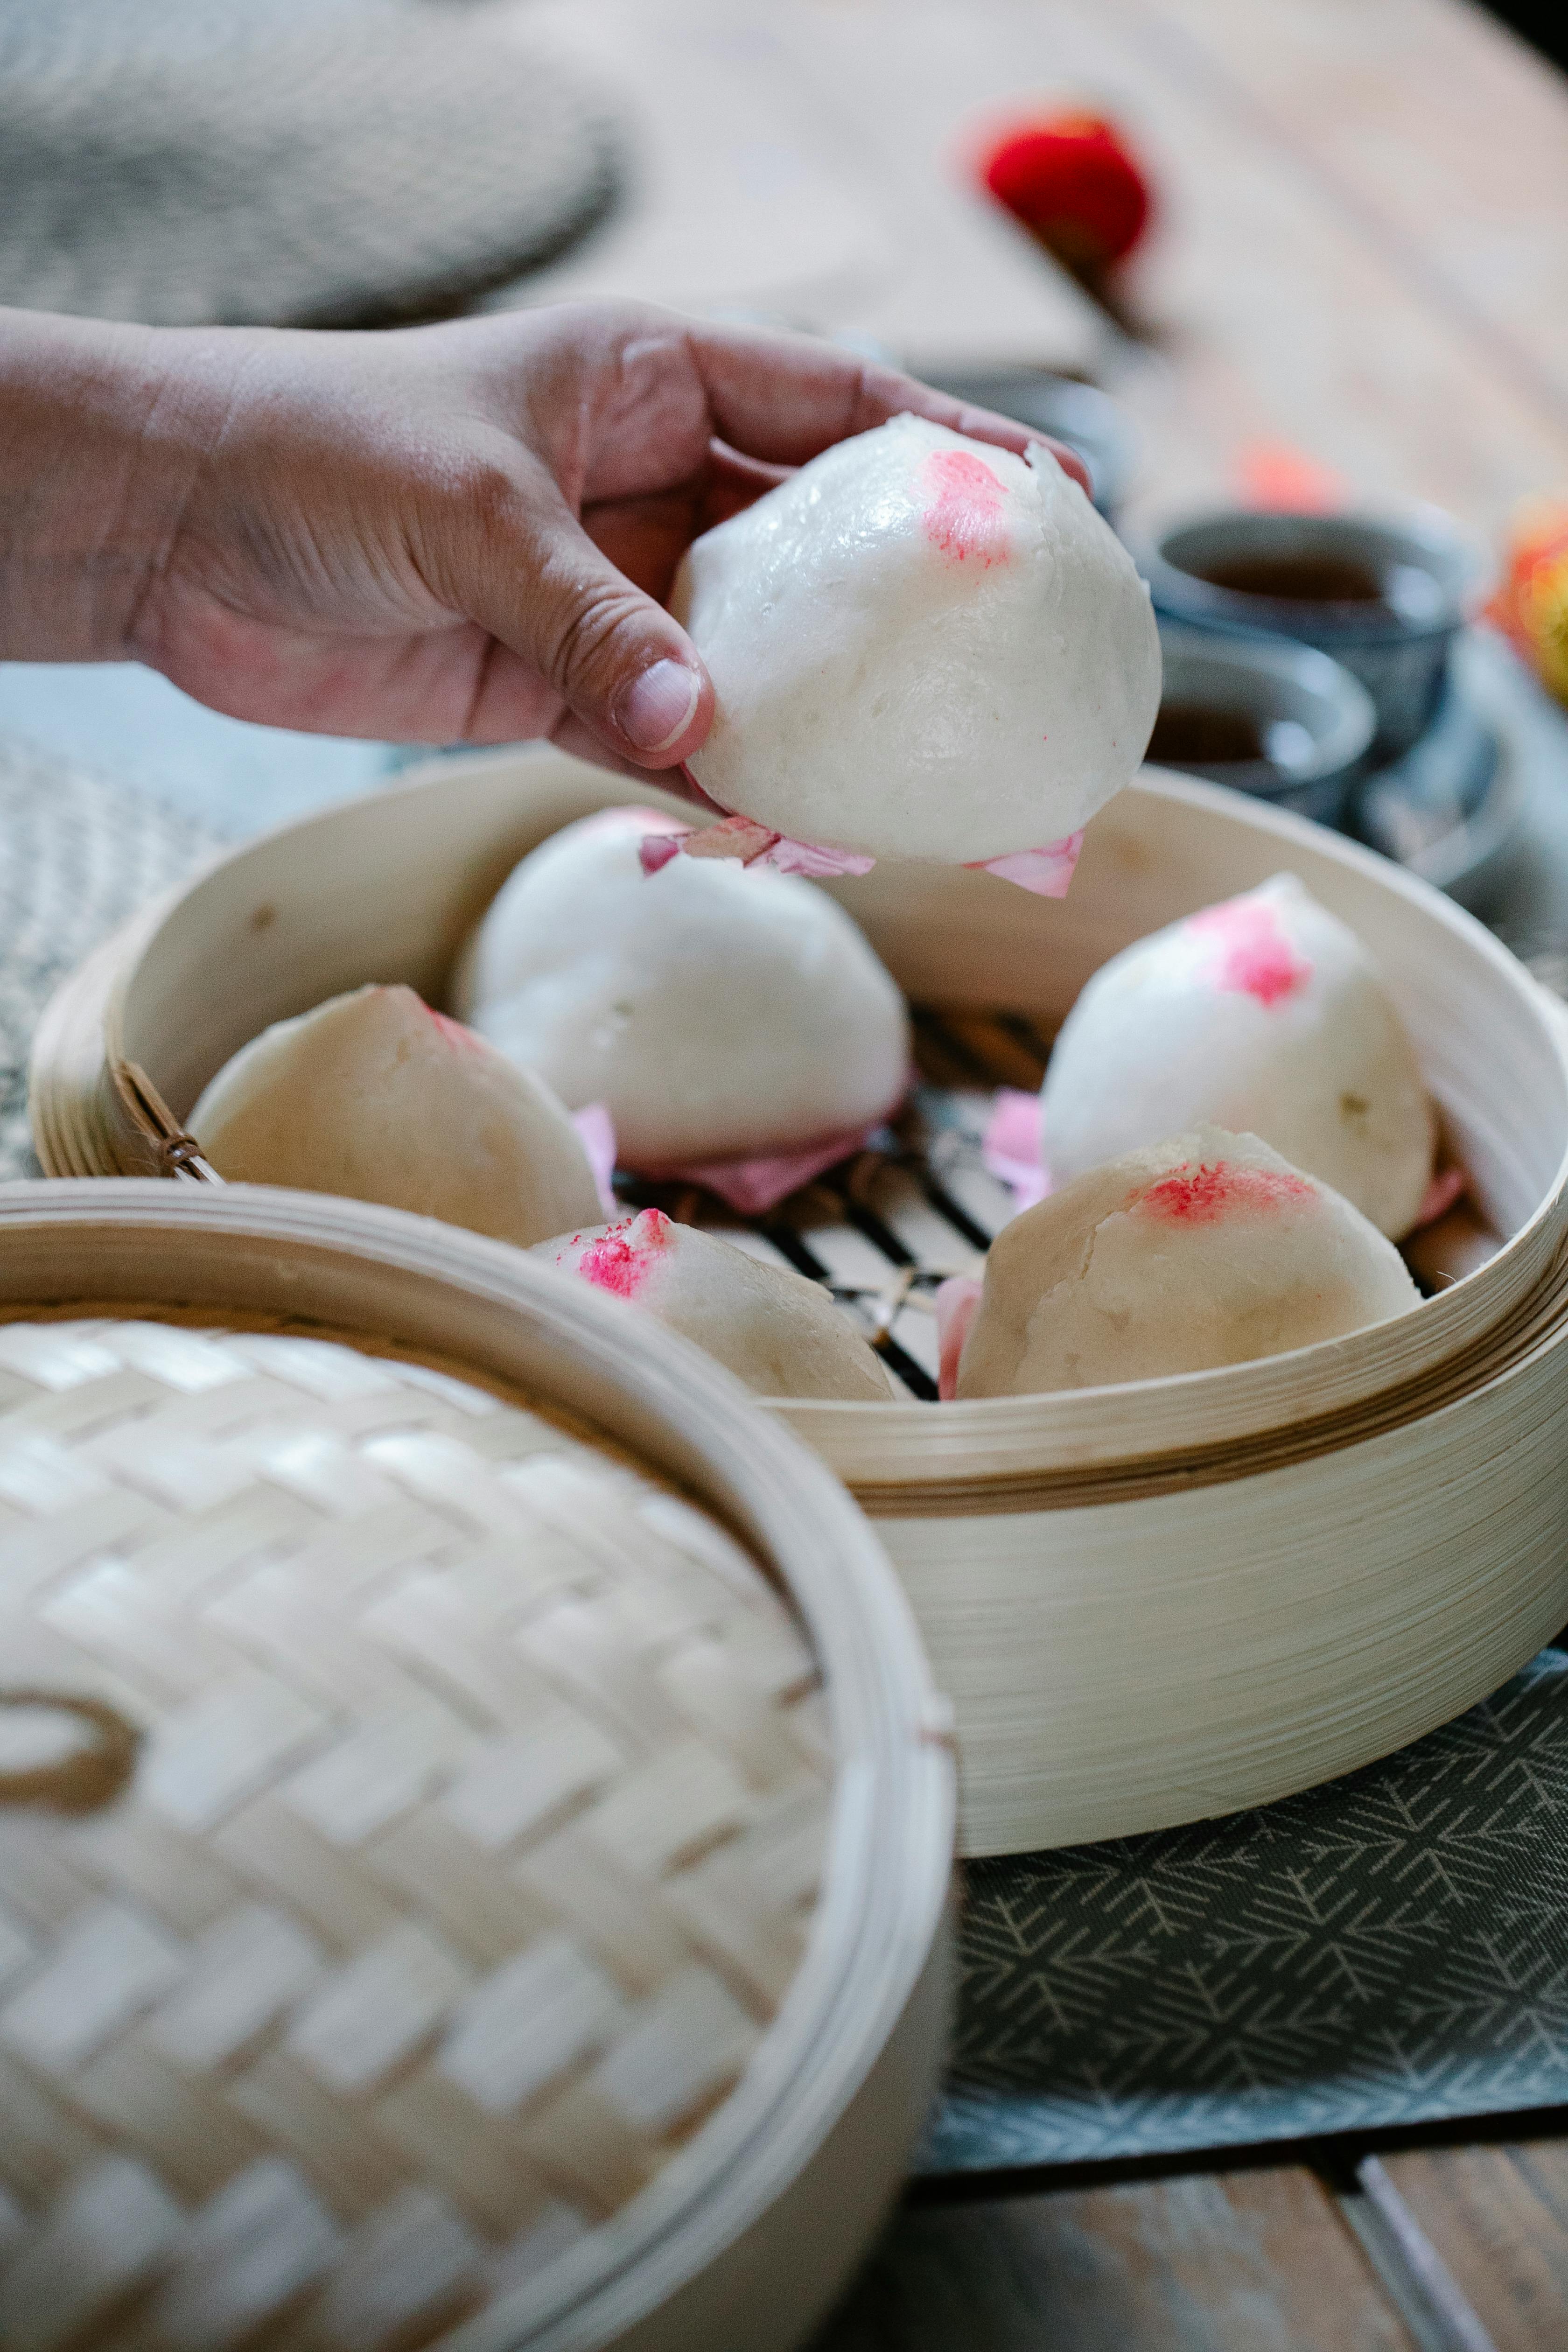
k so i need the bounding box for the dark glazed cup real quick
[1141,510,1472,758]
[1150,623,1377,829]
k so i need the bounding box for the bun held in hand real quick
[670,415,1160,866]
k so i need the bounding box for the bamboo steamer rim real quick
[27,753,1568,1498]
[0,1178,954,2351]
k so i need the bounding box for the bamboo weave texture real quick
[0,1320,829,2352]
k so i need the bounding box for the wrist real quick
[0,308,235,664]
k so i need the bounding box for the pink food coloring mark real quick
[921,448,1010,567]
[576,1208,674,1300]
[1134,1160,1315,1224]
[1187,896,1312,1008]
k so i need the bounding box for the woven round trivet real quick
[0,742,220,1185]
[0,1316,830,2351]
[0,0,618,327]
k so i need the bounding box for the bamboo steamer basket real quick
[0,1179,952,2352]
[30,749,1568,1858]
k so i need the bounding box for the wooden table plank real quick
[787,0,1568,541]
[504,0,1106,375]
[810,2170,1419,2349]
[1137,0,1568,427]
[1377,2140,1568,2352]
[1099,0,1568,538]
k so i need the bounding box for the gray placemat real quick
[0,0,617,327]
[0,738,222,1181]
[927,1644,1568,2172]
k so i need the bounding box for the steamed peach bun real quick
[534,1211,894,1400]
[956,1126,1420,1397]
[455,807,909,1169]
[1041,875,1435,1238]
[189,983,601,1246]
[669,415,1161,863]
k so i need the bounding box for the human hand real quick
[0,301,1090,776]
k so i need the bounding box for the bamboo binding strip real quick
[0,1184,953,2352]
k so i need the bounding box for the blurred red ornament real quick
[1488,497,1568,707]
[980,112,1152,280]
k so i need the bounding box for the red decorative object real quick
[979,112,1152,280]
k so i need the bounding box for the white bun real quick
[957,1125,1421,1397]
[190,983,600,1246]
[533,1211,895,1401]
[670,414,1160,862]
[455,807,909,1168]
[1042,873,1436,1238]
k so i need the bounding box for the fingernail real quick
[616,658,700,754]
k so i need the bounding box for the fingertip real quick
[1043,440,1094,498]
[945,402,1036,458]
[611,653,713,767]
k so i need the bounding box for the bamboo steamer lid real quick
[31,746,1568,1860]
[0,1183,953,2352]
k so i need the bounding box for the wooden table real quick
[777,3,1568,2345]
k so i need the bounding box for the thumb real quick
[432,468,713,768]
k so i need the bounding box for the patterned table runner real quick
[929,1647,1568,2170]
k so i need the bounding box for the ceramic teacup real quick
[1141,510,1472,758]
[1148,623,1377,828]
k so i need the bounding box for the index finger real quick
[686,319,1094,497]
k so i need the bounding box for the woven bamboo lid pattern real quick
[0,0,618,327]
[0,1318,830,2352]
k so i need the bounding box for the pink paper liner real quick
[1413,1165,1468,1231]
[651,775,1082,895]
[646,811,876,880]
[936,1275,984,1401]
[965,832,1085,898]
[982,1086,1052,1213]
[650,1118,889,1214]
[569,1104,619,1217]
[759,835,876,879]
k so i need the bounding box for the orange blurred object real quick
[1488,497,1568,706]
[979,112,1152,281]
[1234,441,1349,515]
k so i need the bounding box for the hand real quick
[0,300,1090,776]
